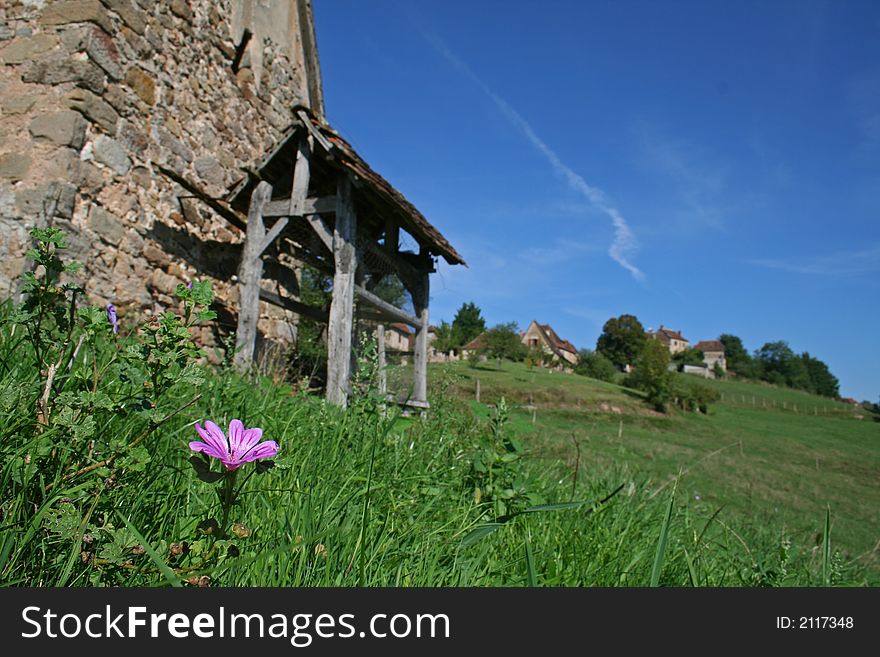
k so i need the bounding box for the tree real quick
[368,273,407,309]
[754,340,795,384]
[627,339,672,411]
[672,347,705,369]
[431,320,459,354]
[718,334,752,377]
[596,314,646,369]
[484,322,526,363]
[451,302,486,346]
[801,352,840,398]
[575,349,617,382]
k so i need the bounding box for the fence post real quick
[475,379,481,403]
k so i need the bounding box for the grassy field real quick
[5,232,874,587]
[389,360,880,579]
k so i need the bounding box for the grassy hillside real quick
[408,361,880,577]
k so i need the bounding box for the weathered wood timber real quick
[354,284,423,329]
[325,174,357,406]
[233,181,273,372]
[263,196,336,218]
[377,324,387,395]
[411,265,430,405]
[259,288,328,322]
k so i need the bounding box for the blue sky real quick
[313,0,880,402]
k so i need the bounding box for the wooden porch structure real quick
[226,107,466,407]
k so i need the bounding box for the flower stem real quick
[220,470,238,537]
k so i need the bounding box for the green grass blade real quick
[650,477,678,587]
[524,527,537,587]
[459,523,504,549]
[822,506,831,586]
[117,512,182,588]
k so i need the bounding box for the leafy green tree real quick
[801,352,840,398]
[672,347,705,369]
[718,334,753,377]
[451,302,486,346]
[485,322,526,363]
[712,361,725,380]
[368,274,407,309]
[431,320,459,354]
[575,349,617,382]
[627,339,672,411]
[596,314,646,369]
[754,340,795,384]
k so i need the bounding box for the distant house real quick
[521,321,579,367]
[694,340,727,372]
[461,332,489,359]
[384,323,413,353]
[648,325,689,354]
[426,326,459,363]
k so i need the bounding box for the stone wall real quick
[0,0,317,352]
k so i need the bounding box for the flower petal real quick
[198,420,229,457]
[228,419,245,454]
[237,427,264,454]
[240,440,279,463]
[189,440,227,461]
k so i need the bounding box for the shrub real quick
[575,349,617,382]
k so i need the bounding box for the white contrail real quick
[425,34,645,282]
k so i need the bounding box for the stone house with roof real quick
[521,320,578,367]
[694,340,727,372]
[648,325,689,354]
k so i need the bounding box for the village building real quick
[383,322,413,353]
[521,320,578,366]
[648,325,689,354]
[694,340,727,372]
[0,0,464,408]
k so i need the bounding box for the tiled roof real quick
[694,340,725,353]
[539,323,578,355]
[228,107,465,266]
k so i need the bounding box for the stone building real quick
[0,0,323,347]
[647,325,689,355]
[693,340,727,372]
[521,320,578,366]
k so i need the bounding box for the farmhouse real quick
[382,323,412,353]
[521,320,578,366]
[0,0,464,407]
[648,325,689,354]
[694,340,727,372]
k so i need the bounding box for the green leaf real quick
[189,456,223,483]
[119,446,151,472]
[459,523,504,549]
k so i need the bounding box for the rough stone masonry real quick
[0,0,321,353]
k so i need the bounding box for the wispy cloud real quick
[423,33,645,282]
[520,240,602,267]
[562,306,614,328]
[749,243,880,277]
[847,69,880,153]
[634,122,728,231]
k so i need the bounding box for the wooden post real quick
[475,379,481,402]
[326,174,357,406]
[233,181,272,372]
[411,265,430,406]
[377,324,387,396]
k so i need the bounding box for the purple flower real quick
[187,281,193,289]
[107,304,118,334]
[190,419,278,471]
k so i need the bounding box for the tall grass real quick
[0,352,865,586]
[0,236,868,586]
